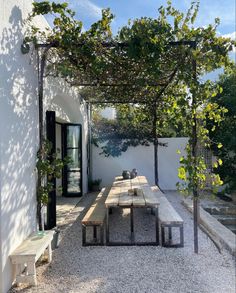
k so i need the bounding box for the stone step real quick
[225,225,236,234]
[213,214,236,226]
[204,205,236,215]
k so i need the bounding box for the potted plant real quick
[88,178,102,192]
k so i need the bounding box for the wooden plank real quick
[118,184,132,206]
[130,177,140,189]
[113,178,130,188]
[82,205,106,225]
[130,177,145,206]
[151,189,165,199]
[114,176,123,182]
[10,231,54,260]
[105,186,121,207]
[158,196,183,224]
[151,185,160,192]
[82,186,111,225]
[137,176,148,186]
[119,191,132,206]
[136,176,159,207]
[141,185,159,207]
[82,195,107,225]
[132,189,146,206]
[91,188,106,206]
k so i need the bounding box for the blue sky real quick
[65,0,235,38]
[45,0,235,79]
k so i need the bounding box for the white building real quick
[0,1,89,292]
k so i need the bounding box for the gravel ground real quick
[10,191,236,293]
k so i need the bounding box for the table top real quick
[105,176,159,208]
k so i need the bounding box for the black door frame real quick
[46,112,83,228]
[62,123,83,197]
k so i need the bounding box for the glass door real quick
[63,124,82,196]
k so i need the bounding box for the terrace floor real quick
[10,191,236,293]
[56,195,83,226]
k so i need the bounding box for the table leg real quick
[155,207,159,245]
[130,207,134,244]
[106,208,110,245]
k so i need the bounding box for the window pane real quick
[67,149,80,171]
[67,126,80,148]
[67,172,81,194]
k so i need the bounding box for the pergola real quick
[36,40,196,172]
[34,39,200,252]
[25,0,233,254]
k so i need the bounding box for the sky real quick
[64,0,235,38]
[45,0,235,79]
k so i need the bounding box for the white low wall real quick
[92,137,188,190]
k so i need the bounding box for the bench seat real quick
[10,230,54,286]
[82,186,110,246]
[152,187,184,247]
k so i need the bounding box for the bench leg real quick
[168,227,172,243]
[106,208,110,245]
[162,224,184,248]
[27,262,37,286]
[161,226,165,246]
[180,225,184,247]
[82,225,86,246]
[100,225,104,245]
[15,264,24,286]
[155,208,159,245]
[130,207,134,243]
[46,243,52,262]
[93,226,97,241]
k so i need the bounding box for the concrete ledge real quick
[182,198,236,256]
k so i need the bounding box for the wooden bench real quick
[81,186,110,246]
[152,187,184,248]
[10,230,54,286]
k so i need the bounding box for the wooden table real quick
[105,176,160,245]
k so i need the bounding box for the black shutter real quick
[46,111,56,229]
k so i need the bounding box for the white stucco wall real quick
[0,144,2,291]
[0,1,88,292]
[100,107,116,120]
[92,138,188,190]
[0,1,42,292]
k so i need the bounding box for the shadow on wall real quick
[92,138,188,190]
[0,6,39,290]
